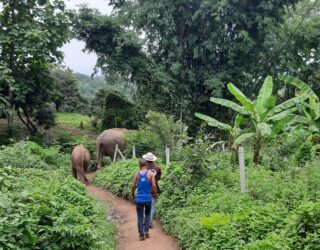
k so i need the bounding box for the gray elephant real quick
[96,128,127,169]
[71,144,91,184]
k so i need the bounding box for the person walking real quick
[132,159,157,241]
[142,152,162,228]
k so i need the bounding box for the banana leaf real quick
[280,75,317,99]
[255,76,273,115]
[210,97,248,115]
[227,83,253,111]
[234,132,255,145]
[195,113,232,130]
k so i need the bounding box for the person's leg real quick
[144,202,151,237]
[150,197,156,227]
[136,203,144,240]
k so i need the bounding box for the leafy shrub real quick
[0,141,69,170]
[94,157,320,249]
[0,140,116,250]
[175,138,212,179]
[94,159,139,200]
[0,123,26,145]
[34,104,56,129]
[125,111,189,160]
[0,168,116,249]
[295,141,313,166]
[143,111,188,149]
[124,129,163,158]
[101,90,142,130]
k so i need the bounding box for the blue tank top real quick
[135,170,152,203]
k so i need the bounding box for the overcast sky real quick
[62,0,112,75]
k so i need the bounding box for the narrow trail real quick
[86,173,179,250]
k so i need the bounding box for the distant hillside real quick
[74,73,108,98]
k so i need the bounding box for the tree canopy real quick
[73,0,318,133]
[0,0,73,133]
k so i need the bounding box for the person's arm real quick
[131,173,138,198]
[157,166,162,181]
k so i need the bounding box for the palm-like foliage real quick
[196,76,307,164]
[195,112,243,162]
[280,75,320,133]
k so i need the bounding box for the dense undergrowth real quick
[95,155,320,249]
[0,141,116,250]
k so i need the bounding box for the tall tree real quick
[259,0,320,95]
[74,0,301,132]
[74,7,175,114]
[50,66,86,113]
[0,0,72,134]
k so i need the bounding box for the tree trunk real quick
[23,107,37,135]
[7,0,17,129]
[253,139,261,164]
[17,107,38,135]
[7,113,13,128]
[17,108,33,133]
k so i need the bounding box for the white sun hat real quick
[142,152,157,162]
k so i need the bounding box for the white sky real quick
[61,0,112,75]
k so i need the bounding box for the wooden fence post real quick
[113,144,119,162]
[166,147,170,168]
[238,146,246,193]
[132,146,136,158]
[117,147,126,160]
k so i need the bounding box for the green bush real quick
[175,139,212,179]
[34,104,56,129]
[124,111,189,160]
[0,166,116,249]
[295,141,313,166]
[94,157,320,249]
[101,90,143,130]
[94,159,139,200]
[124,130,163,158]
[0,123,26,145]
[0,141,70,170]
[0,140,116,250]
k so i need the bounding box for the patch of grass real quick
[56,112,93,131]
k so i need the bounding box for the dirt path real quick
[86,174,179,250]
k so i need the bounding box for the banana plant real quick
[280,75,320,134]
[197,76,307,164]
[195,112,244,163]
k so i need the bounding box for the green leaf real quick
[22,230,37,245]
[271,115,295,136]
[309,96,319,119]
[255,76,273,114]
[234,114,244,129]
[290,115,309,124]
[267,108,297,121]
[280,75,317,100]
[257,122,272,137]
[272,96,308,114]
[210,97,248,115]
[195,113,232,130]
[227,83,253,111]
[234,133,255,145]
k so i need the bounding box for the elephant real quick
[96,128,127,169]
[71,144,91,184]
